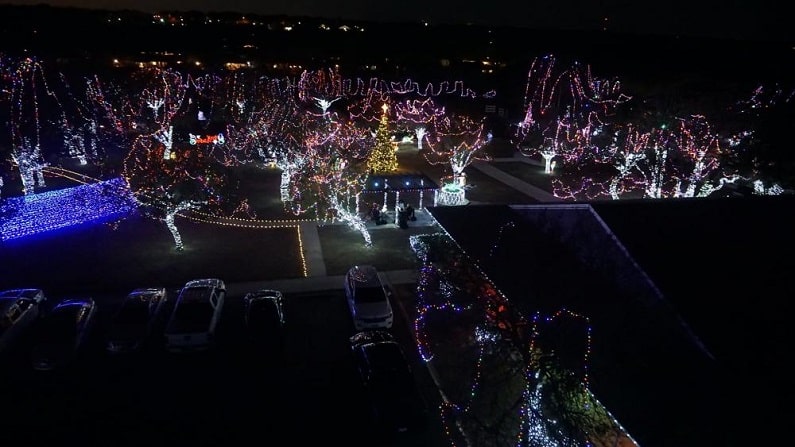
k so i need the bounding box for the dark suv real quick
[349,330,428,435]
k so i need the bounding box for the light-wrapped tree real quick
[366,103,399,174]
[512,55,630,174]
[394,97,446,150]
[425,113,489,205]
[285,110,376,245]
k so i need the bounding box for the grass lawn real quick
[0,211,304,297]
[317,224,438,276]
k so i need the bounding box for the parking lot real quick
[1,283,448,446]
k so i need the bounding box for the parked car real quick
[30,297,98,371]
[164,278,225,352]
[344,265,393,331]
[105,287,169,354]
[243,289,286,345]
[0,288,47,355]
[349,330,428,434]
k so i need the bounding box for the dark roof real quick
[427,196,795,446]
[363,173,438,192]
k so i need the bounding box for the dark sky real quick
[3,0,792,41]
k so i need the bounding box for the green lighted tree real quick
[366,103,398,174]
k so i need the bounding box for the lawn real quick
[317,223,438,276]
[0,211,304,297]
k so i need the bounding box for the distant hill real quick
[1,3,791,84]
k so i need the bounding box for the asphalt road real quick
[1,283,449,447]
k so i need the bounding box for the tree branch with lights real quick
[424,113,490,205]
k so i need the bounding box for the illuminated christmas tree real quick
[366,103,398,174]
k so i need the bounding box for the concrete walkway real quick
[472,155,562,203]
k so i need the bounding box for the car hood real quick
[354,302,392,319]
[31,342,73,370]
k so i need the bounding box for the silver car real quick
[344,265,394,331]
[0,288,47,355]
[164,278,225,352]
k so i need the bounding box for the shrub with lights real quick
[409,233,634,446]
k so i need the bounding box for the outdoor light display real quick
[512,55,630,177]
[366,103,399,173]
[425,113,489,205]
[281,110,375,245]
[5,57,56,195]
[394,97,446,150]
[2,54,787,256]
[0,177,136,241]
[550,115,766,201]
[409,233,633,446]
[436,183,467,206]
[297,66,480,102]
[11,137,47,195]
[121,131,229,250]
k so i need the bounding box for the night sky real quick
[3,0,792,42]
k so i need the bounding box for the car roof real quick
[0,288,43,300]
[178,287,216,303]
[130,287,165,295]
[54,298,94,309]
[350,330,395,348]
[347,265,381,286]
[184,278,224,289]
[359,341,409,373]
[246,289,282,299]
[127,288,164,300]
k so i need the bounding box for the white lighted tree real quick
[513,55,630,174]
[426,113,490,184]
[394,97,446,150]
[123,129,228,251]
[4,56,61,193]
[285,110,375,245]
[12,137,46,194]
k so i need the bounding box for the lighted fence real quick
[0,177,137,241]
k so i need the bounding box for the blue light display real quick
[0,178,137,241]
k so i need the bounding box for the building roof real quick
[427,195,795,446]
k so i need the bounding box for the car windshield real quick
[0,300,18,332]
[367,345,415,390]
[113,300,150,325]
[168,301,213,333]
[248,300,280,327]
[354,286,386,304]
